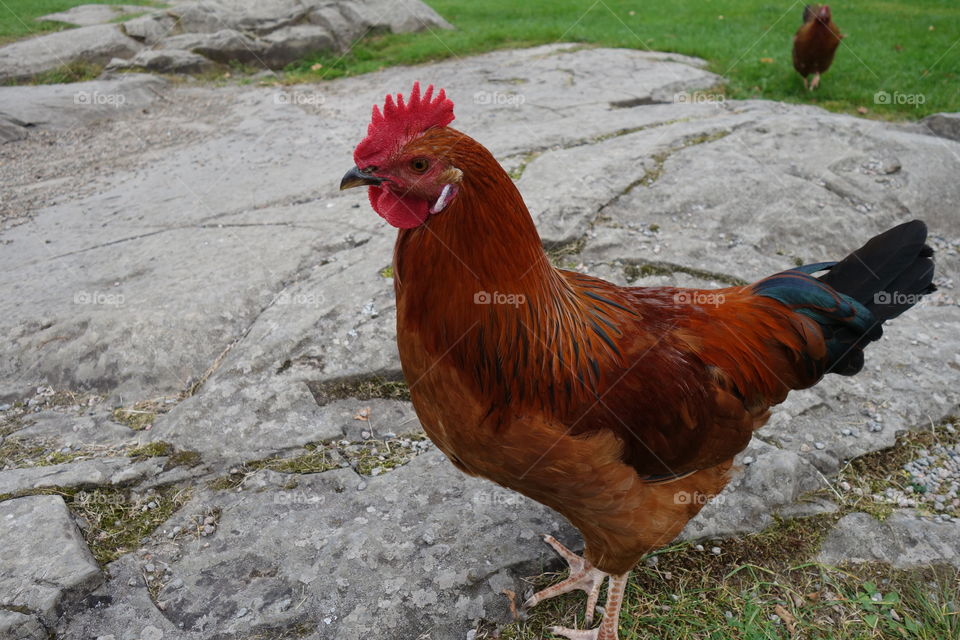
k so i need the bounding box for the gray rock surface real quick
[921,112,960,142]
[62,455,571,640]
[0,456,165,495]
[0,44,957,640]
[107,49,217,73]
[0,495,103,626]
[0,610,46,640]
[819,511,960,568]
[0,74,167,132]
[37,4,149,27]
[0,24,142,82]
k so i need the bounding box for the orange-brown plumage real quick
[341,84,935,639]
[793,4,843,89]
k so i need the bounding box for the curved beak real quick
[340,166,384,190]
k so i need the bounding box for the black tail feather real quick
[817,220,935,375]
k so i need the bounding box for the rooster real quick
[340,83,935,640]
[793,4,843,90]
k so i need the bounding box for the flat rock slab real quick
[0,610,46,640]
[0,74,167,132]
[920,112,960,142]
[0,24,142,82]
[0,495,102,627]
[59,453,574,640]
[37,4,150,27]
[0,456,165,495]
[818,511,960,568]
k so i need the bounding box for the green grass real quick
[0,0,163,44]
[284,0,959,119]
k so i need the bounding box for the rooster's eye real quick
[410,158,430,174]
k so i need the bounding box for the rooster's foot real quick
[524,535,606,626]
[810,73,821,90]
[548,572,629,640]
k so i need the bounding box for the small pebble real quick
[236,608,248,618]
[711,546,722,555]
[814,442,825,450]
[357,481,367,491]
[694,544,704,552]
[743,456,755,465]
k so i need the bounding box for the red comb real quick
[353,82,455,166]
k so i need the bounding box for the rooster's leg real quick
[549,572,629,640]
[802,76,809,90]
[524,535,606,626]
[810,73,820,90]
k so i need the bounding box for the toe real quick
[548,625,598,640]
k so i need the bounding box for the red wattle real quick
[368,186,430,229]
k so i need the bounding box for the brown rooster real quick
[340,83,935,639]
[793,4,843,90]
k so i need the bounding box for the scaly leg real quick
[524,535,606,626]
[810,72,821,90]
[550,572,629,640]
[802,76,809,91]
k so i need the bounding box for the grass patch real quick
[112,395,178,431]
[0,438,87,467]
[72,485,190,564]
[306,374,410,406]
[623,261,748,287]
[0,434,199,471]
[281,0,958,120]
[209,432,431,490]
[379,264,395,278]
[0,0,163,44]
[545,237,586,268]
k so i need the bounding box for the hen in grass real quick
[340,83,935,640]
[793,4,844,90]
